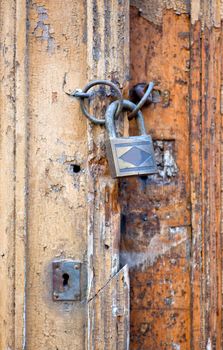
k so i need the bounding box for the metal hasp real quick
[52,259,81,301]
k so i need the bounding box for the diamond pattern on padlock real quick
[105,100,158,178]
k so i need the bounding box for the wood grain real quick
[190,1,222,347]
[87,265,129,350]
[0,1,16,349]
[26,1,88,348]
[1,1,130,348]
[122,6,191,349]
[86,0,130,348]
[127,1,223,349]
[1,0,222,348]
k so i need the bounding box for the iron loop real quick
[105,99,147,138]
[71,90,91,98]
[128,82,154,120]
[78,80,123,125]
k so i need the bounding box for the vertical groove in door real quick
[0,1,16,349]
[15,0,28,348]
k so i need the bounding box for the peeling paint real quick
[206,338,212,350]
[146,141,178,184]
[191,0,222,27]
[32,5,55,52]
[125,8,191,347]
[131,0,189,25]
[161,149,178,178]
[172,343,181,350]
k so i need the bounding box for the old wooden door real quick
[123,1,222,349]
[0,0,129,349]
[0,1,222,350]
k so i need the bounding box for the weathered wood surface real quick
[1,0,223,349]
[26,1,88,348]
[88,265,129,350]
[0,1,16,349]
[190,1,222,348]
[1,0,88,348]
[123,6,191,349]
[125,1,223,349]
[1,0,130,349]
[86,0,130,348]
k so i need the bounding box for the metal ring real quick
[105,99,147,138]
[79,80,123,125]
[128,82,154,120]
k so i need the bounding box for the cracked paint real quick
[131,0,189,25]
[32,5,55,52]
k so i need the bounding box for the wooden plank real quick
[126,2,222,348]
[190,1,222,348]
[88,266,129,350]
[25,1,88,348]
[124,6,191,349]
[1,1,130,348]
[0,1,16,349]
[86,0,130,348]
[190,18,203,350]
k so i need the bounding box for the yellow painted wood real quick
[1,0,130,349]
[15,1,28,348]
[26,1,87,348]
[0,1,16,349]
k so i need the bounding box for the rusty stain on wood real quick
[190,1,222,348]
[126,1,222,349]
[123,5,191,349]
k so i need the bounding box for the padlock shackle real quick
[105,100,147,138]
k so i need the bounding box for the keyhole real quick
[63,273,69,287]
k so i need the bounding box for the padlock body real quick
[106,135,157,178]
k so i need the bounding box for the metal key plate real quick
[52,259,81,301]
[106,135,157,178]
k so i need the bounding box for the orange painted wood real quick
[121,7,191,349]
[121,3,222,349]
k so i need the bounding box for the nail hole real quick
[62,273,69,287]
[70,164,81,173]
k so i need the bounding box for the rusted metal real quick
[129,82,161,107]
[128,82,154,119]
[129,83,153,104]
[52,260,81,301]
[71,90,91,99]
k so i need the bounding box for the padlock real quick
[105,99,157,178]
